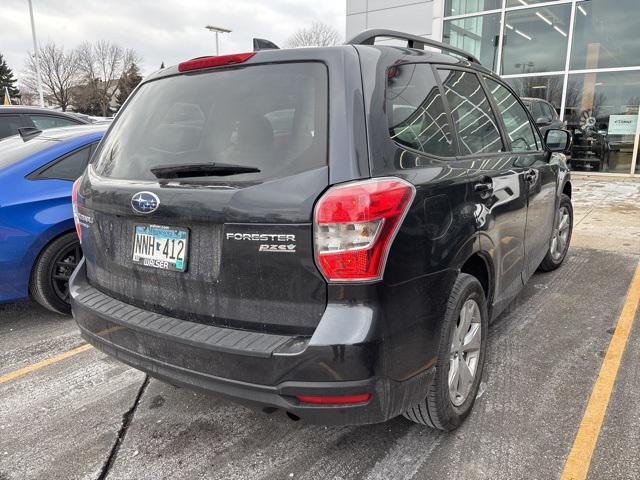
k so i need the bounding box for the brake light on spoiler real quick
[313,178,415,283]
[178,52,256,72]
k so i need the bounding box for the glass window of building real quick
[527,100,544,120]
[485,77,539,151]
[506,0,556,6]
[439,69,503,155]
[571,0,640,70]
[564,71,640,173]
[439,0,640,175]
[445,0,501,16]
[386,63,457,157]
[443,13,501,71]
[501,4,572,75]
[505,75,563,114]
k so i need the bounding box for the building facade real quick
[346,0,640,176]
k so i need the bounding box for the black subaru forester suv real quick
[70,30,573,430]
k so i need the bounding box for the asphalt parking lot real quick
[1,180,639,480]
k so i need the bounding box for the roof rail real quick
[346,29,481,65]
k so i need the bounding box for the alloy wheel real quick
[550,205,571,261]
[50,242,82,304]
[449,298,482,407]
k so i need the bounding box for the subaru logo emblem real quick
[131,191,160,214]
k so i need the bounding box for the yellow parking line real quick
[0,343,93,385]
[561,260,640,480]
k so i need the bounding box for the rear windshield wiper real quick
[150,162,260,179]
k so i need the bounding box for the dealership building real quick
[346,0,640,177]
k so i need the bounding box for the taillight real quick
[178,52,256,72]
[313,178,415,282]
[71,178,82,242]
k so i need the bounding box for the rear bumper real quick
[70,260,435,425]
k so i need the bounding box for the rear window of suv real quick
[93,62,328,182]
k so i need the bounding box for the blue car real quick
[0,125,106,314]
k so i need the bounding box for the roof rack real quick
[346,29,481,65]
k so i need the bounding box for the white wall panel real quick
[366,2,433,35]
[346,13,367,38]
[347,0,367,15]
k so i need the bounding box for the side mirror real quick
[536,116,552,126]
[545,128,572,154]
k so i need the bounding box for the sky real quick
[0,0,345,82]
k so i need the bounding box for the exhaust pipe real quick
[286,411,300,421]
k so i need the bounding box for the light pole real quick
[205,25,232,56]
[27,0,45,107]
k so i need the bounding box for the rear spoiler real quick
[253,38,280,51]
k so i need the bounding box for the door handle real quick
[474,181,493,197]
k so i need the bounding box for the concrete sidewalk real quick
[571,177,640,254]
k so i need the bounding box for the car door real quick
[437,68,529,314]
[483,77,557,282]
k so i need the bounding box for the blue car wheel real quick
[29,231,82,314]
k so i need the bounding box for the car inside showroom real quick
[347,0,640,176]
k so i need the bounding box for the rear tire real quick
[404,273,488,430]
[30,231,82,315]
[539,194,573,272]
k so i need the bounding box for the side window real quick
[29,115,79,130]
[0,115,22,138]
[484,78,539,152]
[438,69,503,155]
[386,63,456,157]
[37,145,92,181]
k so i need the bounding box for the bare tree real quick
[286,22,340,48]
[76,40,140,116]
[16,84,38,106]
[24,42,80,111]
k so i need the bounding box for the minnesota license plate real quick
[132,225,189,271]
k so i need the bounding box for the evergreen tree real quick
[0,53,21,104]
[160,61,165,69]
[72,78,103,116]
[114,63,142,111]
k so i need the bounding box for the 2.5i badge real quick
[225,232,297,253]
[259,244,296,253]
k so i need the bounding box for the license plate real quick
[132,225,189,271]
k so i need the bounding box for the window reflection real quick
[505,75,563,113]
[506,0,556,6]
[386,64,456,157]
[439,69,503,155]
[445,0,501,17]
[443,13,501,71]
[485,78,539,151]
[565,71,640,173]
[571,0,640,70]
[502,4,571,75]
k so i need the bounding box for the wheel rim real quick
[550,205,571,261]
[449,299,482,407]
[50,242,82,304]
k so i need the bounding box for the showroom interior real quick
[347,0,640,176]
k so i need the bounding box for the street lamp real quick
[205,25,232,56]
[27,0,44,107]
